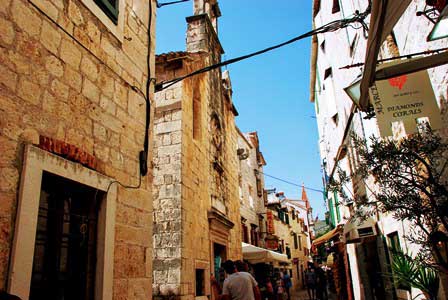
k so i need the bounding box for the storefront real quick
[242,242,290,294]
[312,225,354,300]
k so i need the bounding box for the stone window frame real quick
[7,145,116,300]
[79,0,125,41]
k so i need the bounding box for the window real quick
[195,269,205,296]
[332,113,339,125]
[286,246,291,259]
[192,78,202,140]
[298,236,302,250]
[324,67,332,79]
[242,223,249,243]
[388,232,401,253]
[78,0,126,41]
[9,145,116,300]
[277,209,285,222]
[30,172,101,300]
[256,178,262,197]
[285,212,290,225]
[250,224,259,246]
[94,0,119,24]
[320,40,326,53]
[293,233,298,249]
[332,0,341,13]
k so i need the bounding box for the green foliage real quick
[390,251,439,300]
[328,125,448,273]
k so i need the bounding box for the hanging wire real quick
[256,170,325,194]
[155,2,372,92]
[157,0,190,8]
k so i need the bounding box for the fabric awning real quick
[358,0,412,110]
[242,243,289,264]
[312,224,343,247]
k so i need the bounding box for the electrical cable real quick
[155,3,371,92]
[257,171,325,194]
[339,47,448,69]
[157,0,190,8]
[138,0,154,177]
[29,0,147,191]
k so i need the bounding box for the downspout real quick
[309,1,318,103]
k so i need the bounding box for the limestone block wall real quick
[180,71,212,299]
[0,0,155,298]
[237,132,265,245]
[223,110,243,261]
[152,80,183,297]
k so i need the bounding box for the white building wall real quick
[313,0,447,299]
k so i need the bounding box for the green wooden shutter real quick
[95,0,119,24]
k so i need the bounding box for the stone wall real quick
[0,0,155,298]
[152,9,242,298]
[237,131,266,246]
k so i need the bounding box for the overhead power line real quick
[155,3,371,92]
[157,0,190,8]
[258,171,325,194]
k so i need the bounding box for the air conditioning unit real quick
[344,217,377,244]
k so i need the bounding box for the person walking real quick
[275,275,285,300]
[212,260,261,300]
[282,271,292,300]
[315,265,328,300]
[304,265,317,300]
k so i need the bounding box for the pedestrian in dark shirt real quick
[315,265,328,300]
[282,271,292,300]
[304,266,317,300]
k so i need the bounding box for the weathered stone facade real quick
[237,130,266,248]
[152,1,242,299]
[0,0,155,298]
[265,190,313,291]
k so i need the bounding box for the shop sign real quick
[265,238,278,250]
[267,211,275,234]
[369,67,442,137]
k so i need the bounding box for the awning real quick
[358,0,412,110]
[242,243,289,264]
[312,225,343,247]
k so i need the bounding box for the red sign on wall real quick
[267,211,275,234]
[265,238,278,250]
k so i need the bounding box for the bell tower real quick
[186,0,223,57]
[193,0,221,32]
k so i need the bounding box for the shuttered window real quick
[94,0,119,24]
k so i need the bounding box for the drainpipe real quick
[309,1,318,103]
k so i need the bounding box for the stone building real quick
[237,130,267,248]
[310,0,447,299]
[0,0,156,299]
[265,189,313,291]
[152,1,242,299]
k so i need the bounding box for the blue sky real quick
[156,0,326,218]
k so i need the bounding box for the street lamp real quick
[427,5,448,41]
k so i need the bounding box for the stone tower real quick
[152,1,241,300]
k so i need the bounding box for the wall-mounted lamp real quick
[427,5,448,41]
[343,77,362,108]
